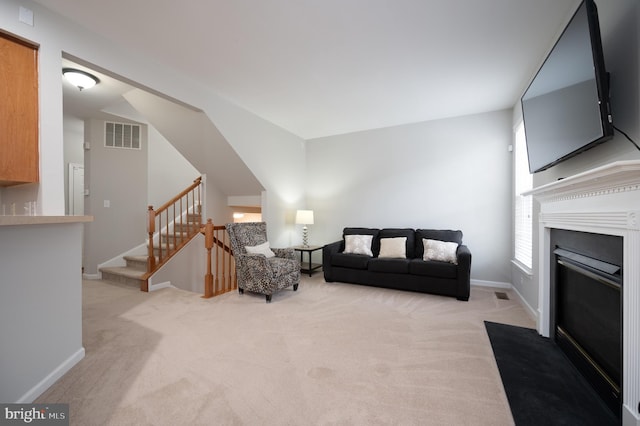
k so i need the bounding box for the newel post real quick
[147,206,156,273]
[203,218,214,298]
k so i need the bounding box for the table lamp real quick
[295,210,314,247]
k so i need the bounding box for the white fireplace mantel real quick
[526,160,640,425]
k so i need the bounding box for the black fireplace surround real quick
[550,229,623,418]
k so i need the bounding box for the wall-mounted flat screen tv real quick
[521,0,613,173]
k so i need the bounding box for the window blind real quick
[514,122,533,270]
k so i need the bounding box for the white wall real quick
[149,234,206,294]
[307,110,513,284]
[202,100,308,247]
[0,221,85,402]
[84,117,148,274]
[147,125,200,210]
[511,0,640,314]
[204,176,236,226]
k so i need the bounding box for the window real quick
[105,121,141,149]
[514,122,533,271]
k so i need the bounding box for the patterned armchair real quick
[225,222,300,302]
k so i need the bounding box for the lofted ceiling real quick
[41,0,581,139]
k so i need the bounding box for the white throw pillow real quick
[378,237,407,259]
[344,234,374,256]
[423,239,458,264]
[245,241,276,258]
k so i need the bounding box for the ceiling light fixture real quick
[62,68,99,91]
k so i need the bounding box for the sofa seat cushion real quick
[409,259,458,279]
[267,257,300,277]
[331,253,370,270]
[368,258,410,274]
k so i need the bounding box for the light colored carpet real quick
[36,274,534,425]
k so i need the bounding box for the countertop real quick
[0,216,93,226]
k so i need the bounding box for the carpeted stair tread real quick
[100,266,145,279]
[123,255,149,262]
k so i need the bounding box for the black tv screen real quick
[521,0,613,173]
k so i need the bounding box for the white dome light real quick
[63,68,99,91]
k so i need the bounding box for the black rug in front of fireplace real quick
[485,321,617,426]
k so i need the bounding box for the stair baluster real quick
[143,177,203,291]
[202,219,237,298]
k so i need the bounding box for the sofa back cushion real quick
[378,228,415,259]
[343,227,380,255]
[415,229,463,259]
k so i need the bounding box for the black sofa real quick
[323,227,471,301]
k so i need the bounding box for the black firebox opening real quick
[550,229,623,418]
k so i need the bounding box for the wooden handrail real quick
[143,177,203,291]
[155,177,202,213]
[201,219,237,298]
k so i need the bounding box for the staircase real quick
[99,178,203,290]
[97,177,236,297]
[99,212,201,288]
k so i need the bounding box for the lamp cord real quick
[613,124,640,151]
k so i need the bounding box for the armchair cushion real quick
[245,241,275,258]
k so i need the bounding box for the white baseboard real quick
[623,405,640,426]
[509,284,538,323]
[471,279,512,289]
[149,281,173,292]
[82,273,100,280]
[471,279,538,324]
[17,347,85,403]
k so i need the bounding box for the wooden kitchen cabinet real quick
[0,32,39,186]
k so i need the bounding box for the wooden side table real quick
[292,245,323,276]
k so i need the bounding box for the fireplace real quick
[551,229,622,416]
[527,160,640,426]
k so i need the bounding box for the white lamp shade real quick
[295,210,314,225]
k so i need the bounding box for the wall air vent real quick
[105,121,141,150]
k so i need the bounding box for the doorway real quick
[68,162,84,215]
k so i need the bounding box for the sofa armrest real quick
[323,240,344,282]
[456,245,472,301]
